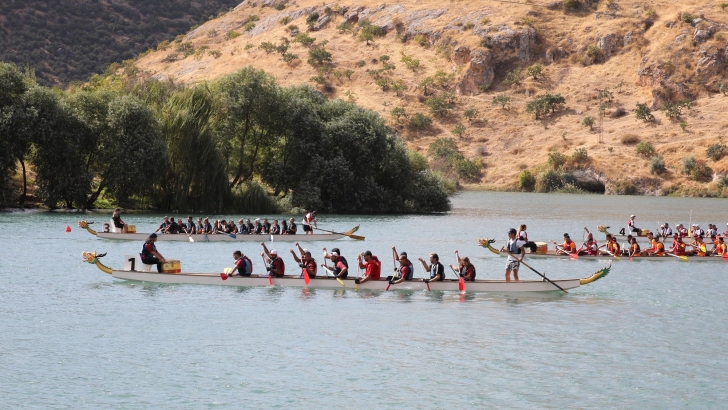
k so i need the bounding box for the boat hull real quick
[493,250,723,261]
[95,232,344,241]
[109,270,584,292]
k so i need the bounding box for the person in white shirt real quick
[302,210,317,235]
[500,228,525,282]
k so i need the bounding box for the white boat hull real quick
[493,250,724,262]
[110,269,585,293]
[95,232,344,241]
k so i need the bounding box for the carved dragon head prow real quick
[478,238,500,255]
[78,220,97,236]
[81,251,112,275]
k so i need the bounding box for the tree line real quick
[0,62,452,213]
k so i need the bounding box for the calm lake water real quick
[1,192,727,408]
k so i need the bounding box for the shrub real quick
[358,21,385,44]
[645,9,658,18]
[463,108,479,121]
[157,40,171,51]
[410,113,433,131]
[452,158,481,181]
[400,52,421,71]
[428,138,459,159]
[408,150,429,173]
[663,99,693,120]
[706,143,727,161]
[621,134,641,144]
[635,103,655,122]
[492,94,511,109]
[425,94,455,117]
[413,34,428,46]
[391,107,407,120]
[391,79,406,96]
[585,45,602,64]
[282,52,299,63]
[337,22,353,32]
[691,161,714,182]
[572,147,588,163]
[720,2,728,11]
[635,141,655,157]
[519,170,536,191]
[582,116,595,130]
[225,31,241,40]
[521,16,537,27]
[718,174,728,189]
[375,78,391,91]
[536,169,564,192]
[452,124,466,138]
[307,44,332,66]
[650,156,666,175]
[548,151,566,169]
[526,93,566,119]
[503,68,522,86]
[681,13,698,23]
[563,0,580,9]
[526,64,543,80]
[355,60,366,68]
[258,42,278,54]
[306,12,320,25]
[464,22,475,30]
[294,33,316,47]
[244,22,256,32]
[433,70,455,87]
[244,44,254,50]
[682,156,696,175]
[209,50,222,58]
[207,29,218,38]
[343,69,354,80]
[279,16,291,25]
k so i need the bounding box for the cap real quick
[149,233,157,238]
[564,233,570,237]
[270,249,277,255]
[660,224,665,228]
[255,218,260,221]
[302,248,309,253]
[630,215,636,218]
[331,251,339,256]
[508,228,517,234]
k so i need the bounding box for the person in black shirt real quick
[164,218,180,234]
[154,216,170,233]
[288,218,297,234]
[418,253,445,282]
[185,216,196,234]
[112,208,127,233]
[253,219,263,234]
[262,218,271,234]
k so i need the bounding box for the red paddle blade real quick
[629,256,633,261]
[220,273,228,281]
[303,270,310,285]
[570,253,579,260]
[722,254,728,260]
[458,277,465,292]
[385,283,391,291]
[425,282,430,291]
[268,275,273,286]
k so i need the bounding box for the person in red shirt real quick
[389,246,414,285]
[290,249,317,278]
[356,250,381,284]
[231,250,253,276]
[261,243,285,277]
[139,233,165,272]
[671,234,687,256]
[449,250,476,281]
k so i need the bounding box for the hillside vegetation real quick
[124,0,728,197]
[0,0,241,86]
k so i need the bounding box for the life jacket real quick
[367,256,381,280]
[508,239,522,254]
[333,256,349,277]
[563,240,576,253]
[607,241,620,254]
[236,255,253,275]
[270,256,285,276]
[717,242,727,255]
[430,262,445,281]
[650,238,658,251]
[460,264,476,281]
[673,241,686,256]
[398,261,414,280]
[303,213,315,225]
[655,242,665,256]
[303,259,317,278]
[140,242,156,261]
[585,242,598,255]
[697,243,707,256]
[631,242,640,255]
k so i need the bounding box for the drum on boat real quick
[534,242,548,254]
[162,260,181,274]
[126,224,136,233]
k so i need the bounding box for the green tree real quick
[582,116,595,130]
[307,44,332,66]
[492,94,511,109]
[0,63,32,206]
[463,108,480,122]
[635,102,655,122]
[526,64,543,80]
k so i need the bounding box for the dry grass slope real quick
[131,0,728,196]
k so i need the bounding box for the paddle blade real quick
[722,254,728,260]
[336,277,345,287]
[270,234,273,242]
[348,234,366,241]
[303,270,310,285]
[680,256,688,261]
[629,256,633,261]
[458,277,465,292]
[220,273,228,281]
[229,233,236,239]
[268,275,273,286]
[385,282,391,291]
[570,253,579,260]
[425,281,431,291]
[189,236,194,242]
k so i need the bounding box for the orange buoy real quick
[65,225,71,232]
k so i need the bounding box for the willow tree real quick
[157,86,228,212]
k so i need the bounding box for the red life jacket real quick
[236,255,253,275]
[271,257,285,276]
[367,256,381,280]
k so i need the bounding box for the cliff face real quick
[130,0,728,196]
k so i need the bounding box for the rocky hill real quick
[0,0,242,86]
[78,1,728,195]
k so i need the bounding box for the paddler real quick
[601,234,621,256]
[302,210,317,235]
[418,253,445,283]
[501,228,524,282]
[628,237,641,257]
[322,247,349,279]
[713,236,727,256]
[581,236,599,256]
[676,223,688,237]
[552,233,577,255]
[670,233,687,256]
[185,216,196,234]
[231,250,253,277]
[389,247,414,285]
[643,233,665,256]
[356,251,381,284]
[261,243,285,277]
[687,236,708,256]
[660,223,672,239]
[450,250,476,282]
[140,233,165,272]
[290,249,317,278]
[154,216,170,234]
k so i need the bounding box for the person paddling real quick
[261,243,285,277]
[290,249,317,279]
[154,216,170,234]
[231,251,253,277]
[553,233,577,255]
[628,237,641,257]
[356,251,381,284]
[671,233,687,256]
[501,228,524,282]
[287,218,298,234]
[643,233,665,256]
[450,251,476,282]
[389,247,414,285]
[418,253,445,283]
[601,234,621,256]
[323,247,349,279]
[713,236,727,256]
[140,233,165,272]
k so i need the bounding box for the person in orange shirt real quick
[628,237,641,257]
[600,234,622,256]
[713,237,727,256]
[644,235,666,256]
[552,233,577,255]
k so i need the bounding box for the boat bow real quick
[81,251,112,274]
[78,220,97,236]
[478,238,501,255]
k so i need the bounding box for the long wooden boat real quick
[78,220,348,241]
[81,251,610,293]
[478,238,726,262]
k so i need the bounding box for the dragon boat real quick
[479,238,727,262]
[77,220,359,242]
[81,251,610,293]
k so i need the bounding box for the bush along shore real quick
[0,62,453,213]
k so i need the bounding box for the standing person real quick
[140,233,165,273]
[418,253,445,282]
[356,251,381,284]
[112,208,127,233]
[288,218,298,234]
[449,251,476,282]
[231,251,253,277]
[290,249,317,279]
[261,243,285,277]
[323,247,349,279]
[302,211,317,235]
[389,246,413,285]
[501,228,524,282]
[154,216,170,233]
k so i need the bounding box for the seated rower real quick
[552,233,577,255]
[175,218,185,234]
[628,237,641,257]
[270,220,281,235]
[237,219,248,234]
[231,250,253,277]
[676,223,688,237]
[196,218,204,234]
[706,224,717,238]
[660,223,673,239]
[253,219,263,234]
[229,220,239,234]
[290,248,317,278]
[164,218,180,234]
[418,253,445,283]
[600,234,621,256]
[450,250,476,282]
[140,233,165,272]
[261,243,285,277]
[517,224,537,253]
[670,234,687,256]
[714,236,727,256]
[112,208,128,233]
[154,216,170,234]
[185,216,196,235]
[687,236,708,256]
[356,251,381,284]
[389,246,414,285]
[288,218,298,234]
[581,236,599,256]
[281,220,288,235]
[262,218,271,234]
[202,218,213,234]
[643,233,665,256]
[323,247,349,279]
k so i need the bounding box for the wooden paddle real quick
[314,226,365,241]
[509,255,569,294]
[386,250,397,291]
[418,260,431,291]
[666,252,689,262]
[261,254,273,285]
